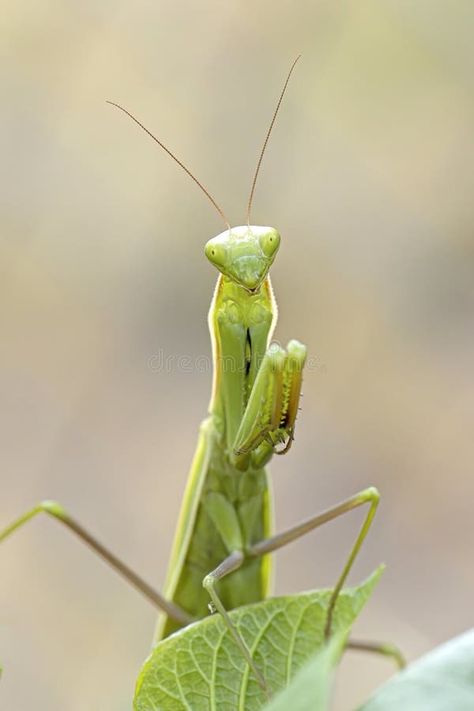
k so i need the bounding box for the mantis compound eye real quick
[259,230,281,259]
[205,241,228,269]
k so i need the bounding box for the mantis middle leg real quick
[200,487,380,693]
[0,500,192,625]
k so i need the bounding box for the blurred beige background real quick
[1,1,473,709]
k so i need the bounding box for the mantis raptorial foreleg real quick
[233,340,306,468]
[0,501,192,625]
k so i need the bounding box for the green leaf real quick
[262,631,346,711]
[359,629,474,711]
[134,566,383,711]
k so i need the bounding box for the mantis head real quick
[205,226,280,292]
[108,57,299,292]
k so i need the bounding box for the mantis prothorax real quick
[1,57,392,696]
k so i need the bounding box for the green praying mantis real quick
[1,57,389,699]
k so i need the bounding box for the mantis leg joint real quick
[358,486,380,505]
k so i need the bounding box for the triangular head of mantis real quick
[205,225,280,293]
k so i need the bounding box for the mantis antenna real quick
[106,100,231,230]
[246,55,301,225]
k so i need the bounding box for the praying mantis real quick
[1,57,384,699]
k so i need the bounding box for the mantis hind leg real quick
[346,638,406,669]
[1,500,192,625]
